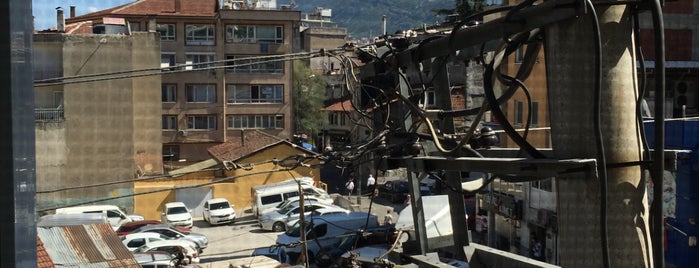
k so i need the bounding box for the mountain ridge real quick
[295,0,455,39]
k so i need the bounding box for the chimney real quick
[56,7,65,32]
[175,0,181,13]
[70,6,76,18]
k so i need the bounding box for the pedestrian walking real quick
[345,177,355,197]
[383,209,394,225]
[366,174,376,195]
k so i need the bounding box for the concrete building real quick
[65,0,301,168]
[33,31,162,212]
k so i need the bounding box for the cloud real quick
[88,6,98,13]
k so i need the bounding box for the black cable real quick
[650,0,666,267]
[500,75,534,158]
[482,32,545,159]
[583,2,610,268]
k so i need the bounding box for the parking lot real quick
[191,194,403,266]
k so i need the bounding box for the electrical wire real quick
[650,0,666,267]
[583,2,610,268]
[34,52,320,87]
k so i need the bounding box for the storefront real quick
[477,192,523,253]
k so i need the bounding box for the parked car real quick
[133,240,200,264]
[378,180,431,203]
[162,202,193,228]
[54,205,144,231]
[131,224,208,251]
[133,251,176,268]
[116,220,190,236]
[315,226,396,267]
[121,232,199,253]
[258,195,326,218]
[251,246,291,264]
[202,198,236,225]
[259,202,348,232]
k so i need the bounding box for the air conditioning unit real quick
[178,130,188,137]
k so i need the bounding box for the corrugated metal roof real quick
[37,223,140,268]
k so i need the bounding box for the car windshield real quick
[278,204,297,214]
[167,206,188,214]
[133,244,149,253]
[285,221,311,237]
[209,202,230,210]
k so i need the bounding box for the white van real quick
[54,205,144,231]
[276,212,379,260]
[250,178,331,217]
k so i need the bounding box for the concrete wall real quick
[34,33,162,212]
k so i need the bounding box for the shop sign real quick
[478,192,522,219]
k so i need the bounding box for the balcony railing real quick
[35,108,64,122]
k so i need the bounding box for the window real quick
[328,112,348,126]
[530,101,539,126]
[185,53,214,70]
[186,84,216,103]
[261,194,282,205]
[161,84,176,102]
[532,178,553,192]
[160,53,176,71]
[226,55,283,73]
[127,238,146,248]
[163,145,179,161]
[156,23,175,41]
[185,24,215,45]
[227,115,283,129]
[226,25,283,44]
[129,21,141,32]
[421,88,436,108]
[227,84,283,104]
[162,115,177,130]
[514,100,524,125]
[515,46,524,64]
[187,115,216,130]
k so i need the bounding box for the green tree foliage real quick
[293,60,327,138]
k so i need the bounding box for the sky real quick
[33,0,133,30]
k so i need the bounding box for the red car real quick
[116,220,191,236]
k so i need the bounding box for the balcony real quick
[35,108,64,122]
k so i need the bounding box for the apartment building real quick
[66,0,301,167]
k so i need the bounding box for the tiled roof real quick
[208,130,286,162]
[37,223,140,268]
[68,0,217,22]
[37,236,56,268]
[323,99,355,112]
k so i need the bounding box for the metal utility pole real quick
[1,0,37,267]
[297,180,309,267]
[545,2,652,267]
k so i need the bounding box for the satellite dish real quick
[232,2,242,9]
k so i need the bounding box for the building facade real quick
[66,0,301,168]
[33,32,163,212]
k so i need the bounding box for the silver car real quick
[258,202,348,232]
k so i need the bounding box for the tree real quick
[293,60,327,145]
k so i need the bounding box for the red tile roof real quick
[37,236,56,268]
[208,130,287,162]
[323,99,355,112]
[67,0,218,23]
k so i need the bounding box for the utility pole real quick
[297,180,309,267]
[545,2,652,267]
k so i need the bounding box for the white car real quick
[258,196,326,218]
[121,232,198,252]
[133,240,201,264]
[162,202,193,228]
[259,202,349,232]
[203,198,236,225]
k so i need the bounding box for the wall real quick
[34,33,162,212]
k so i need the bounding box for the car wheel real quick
[315,252,333,267]
[272,222,286,232]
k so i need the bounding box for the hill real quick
[295,0,455,39]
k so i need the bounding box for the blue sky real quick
[33,0,133,30]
